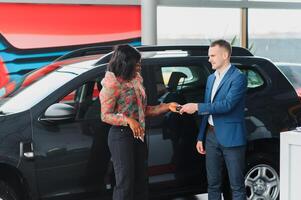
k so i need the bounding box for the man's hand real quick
[196,141,206,154]
[179,103,198,114]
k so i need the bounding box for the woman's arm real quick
[145,102,178,117]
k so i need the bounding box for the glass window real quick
[155,65,208,103]
[56,80,102,120]
[0,71,76,113]
[59,81,99,105]
[161,67,193,86]
[276,63,301,89]
[240,68,264,89]
[249,9,301,63]
[60,90,77,104]
[0,63,62,99]
[157,7,241,46]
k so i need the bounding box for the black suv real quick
[0,46,300,200]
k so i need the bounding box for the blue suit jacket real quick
[197,65,247,147]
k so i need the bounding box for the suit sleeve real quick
[197,73,247,115]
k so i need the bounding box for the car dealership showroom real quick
[0,0,300,200]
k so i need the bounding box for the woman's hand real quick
[126,117,144,137]
[168,102,181,113]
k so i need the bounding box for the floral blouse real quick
[100,71,153,129]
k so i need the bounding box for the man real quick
[180,39,247,200]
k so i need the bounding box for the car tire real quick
[245,155,280,200]
[0,181,19,200]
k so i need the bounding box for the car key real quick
[176,105,182,112]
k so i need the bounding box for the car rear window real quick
[277,64,301,89]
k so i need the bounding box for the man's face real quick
[208,45,229,70]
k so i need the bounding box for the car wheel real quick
[245,163,279,200]
[0,181,19,200]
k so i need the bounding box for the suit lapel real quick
[212,65,235,102]
[206,75,215,103]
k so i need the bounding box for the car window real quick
[57,79,102,120]
[240,68,265,89]
[161,67,193,86]
[58,83,96,105]
[60,90,77,104]
[155,65,208,103]
[277,64,301,89]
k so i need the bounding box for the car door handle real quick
[23,152,34,158]
[20,142,35,160]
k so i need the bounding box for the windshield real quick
[0,62,62,100]
[0,55,101,100]
[0,69,79,114]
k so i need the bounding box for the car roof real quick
[53,45,253,66]
[58,59,101,75]
[28,54,103,78]
[274,62,301,67]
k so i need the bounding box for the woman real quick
[99,44,178,200]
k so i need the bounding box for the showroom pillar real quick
[141,0,157,45]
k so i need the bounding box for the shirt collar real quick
[214,64,231,79]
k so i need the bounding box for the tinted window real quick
[277,64,301,89]
[161,67,193,86]
[155,65,208,103]
[240,68,265,89]
[57,80,101,120]
[60,90,77,104]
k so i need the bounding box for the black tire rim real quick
[245,164,279,200]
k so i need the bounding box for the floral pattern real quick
[99,71,148,128]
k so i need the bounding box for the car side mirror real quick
[40,103,75,122]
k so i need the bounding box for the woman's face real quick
[135,60,142,74]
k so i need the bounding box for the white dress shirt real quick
[208,64,231,126]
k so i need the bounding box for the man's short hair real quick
[210,39,232,57]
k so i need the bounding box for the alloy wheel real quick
[245,164,279,200]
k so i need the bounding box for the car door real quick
[230,59,276,141]
[32,73,112,199]
[143,57,209,193]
